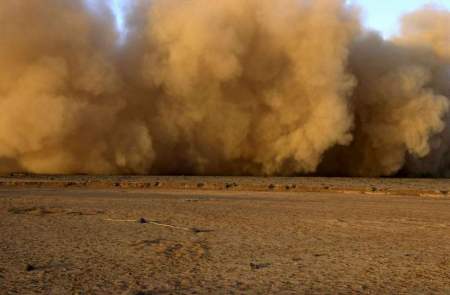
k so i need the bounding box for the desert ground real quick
[1,176,450,294]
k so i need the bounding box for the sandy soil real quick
[1,177,450,294]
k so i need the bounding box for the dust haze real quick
[0,0,449,177]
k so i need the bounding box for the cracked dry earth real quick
[1,186,450,294]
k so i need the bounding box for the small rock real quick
[131,291,153,295]
[191,227,213,233]
[138,218,148,224]
[250,262,271,270]
[25,264,35,272]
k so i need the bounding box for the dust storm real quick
[0,0,449,177]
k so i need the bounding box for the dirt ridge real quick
[0,175,449,197]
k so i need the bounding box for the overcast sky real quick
[350,0,450,37]
[105,0,450,39]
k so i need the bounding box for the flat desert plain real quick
[1,176,450,294]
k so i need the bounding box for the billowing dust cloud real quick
[0,0,449,177]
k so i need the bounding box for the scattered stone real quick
[132,291,154,295]
[185,199,200,202]
[66,211,83,216]
[9,207,37,214]
[284,184,297,190]
[133,239,164,247]
[9,207,53,215]
[10,172,29,177]
[250,262,271,270]
[65,182,77,187]
[225,183,237,189]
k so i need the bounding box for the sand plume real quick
[137,0,359,175]
[0,0,449,176]
[0,0,154,174]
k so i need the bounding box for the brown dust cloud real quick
[0,0,449,177]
